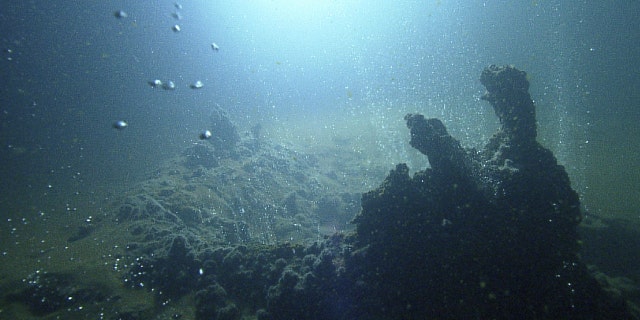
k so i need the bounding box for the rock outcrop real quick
[351,65,630,319]
[106,65,634,320]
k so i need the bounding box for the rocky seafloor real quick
[3,65,639,319]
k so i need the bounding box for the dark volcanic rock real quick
[351,65,632,319]
[480,64,537,145]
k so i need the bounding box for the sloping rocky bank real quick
[5,66,635,319]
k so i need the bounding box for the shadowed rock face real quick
[481,64,537,145]
[351,65,631,319]
[404,114,472,181]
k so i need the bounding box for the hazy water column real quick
[544,2,591,205]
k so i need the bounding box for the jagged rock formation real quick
[351,65,631,319]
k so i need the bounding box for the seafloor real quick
[1,66,639,319]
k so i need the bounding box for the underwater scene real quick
[1,1,639,319]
